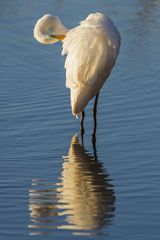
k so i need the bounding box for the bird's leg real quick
[92,126,98,161]
[92,93,99,142]
[80,111,85,146]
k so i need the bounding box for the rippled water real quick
[1,0,160,239]
[29,135,115,236]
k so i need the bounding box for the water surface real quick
[0,0,160,239]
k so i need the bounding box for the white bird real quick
[34,12,120,128]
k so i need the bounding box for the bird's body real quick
[34,12,120,117]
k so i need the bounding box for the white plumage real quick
[34,12,120,116]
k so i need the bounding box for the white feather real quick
[34,13,121,116]
[62,13,120,115]
[34,14,68,44]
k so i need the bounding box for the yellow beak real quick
[50,34,65,41]
[57,35,65,40]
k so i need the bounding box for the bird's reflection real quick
[28,135,115,236]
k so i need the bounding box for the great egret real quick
[34,12,120,131]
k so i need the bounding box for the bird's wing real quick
[62,14,120,115]
[62,26,119,90]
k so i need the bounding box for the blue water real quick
[1,0,160,239]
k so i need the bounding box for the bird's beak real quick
[50,34,65,41]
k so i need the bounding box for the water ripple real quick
[28,135,115,236]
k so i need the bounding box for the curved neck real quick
[34,14,68,44]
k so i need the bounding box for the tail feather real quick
[70,86,98,115]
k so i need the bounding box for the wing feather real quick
[62,13,120,115]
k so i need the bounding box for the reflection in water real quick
[28,135,115,236]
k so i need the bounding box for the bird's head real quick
[34,14,68,44]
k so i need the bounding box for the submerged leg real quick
[80,111,85,146]
[92,93,99,142]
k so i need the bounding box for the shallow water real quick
[1,0,160,239]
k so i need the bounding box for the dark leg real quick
[92,93,99,144]
[92,126,98,161]
[80,111,85,146]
